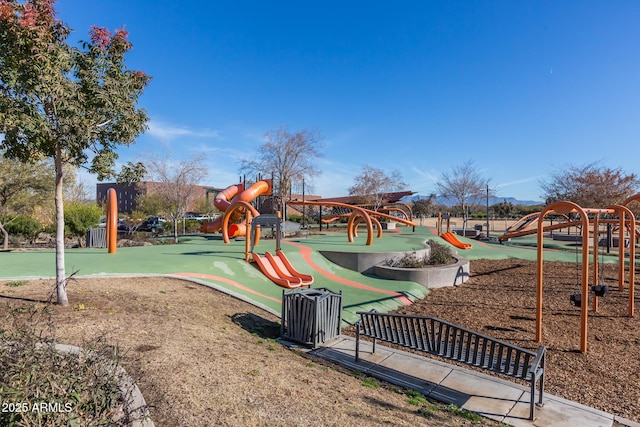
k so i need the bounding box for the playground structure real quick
[288,200,417,246]
[196,179,421,287]
[106,188,117,254]
[305,202,413,227]
[249,213,313,289]
[320,201,413,224]
[196,179,311,288]
[199,180,272,236]
[499,190,640,242]
[501,200,637,353]
[435,213,473,250]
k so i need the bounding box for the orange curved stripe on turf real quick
[283,241,413,306]
[174,272,281,303]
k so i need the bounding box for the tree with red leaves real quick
[0,0,151,305]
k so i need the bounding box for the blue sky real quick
[56,1,640,202]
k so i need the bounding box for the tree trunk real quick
[54,149,69,306]
[0,222,8,251]
[461,202,467,237]
[173,219,179,244]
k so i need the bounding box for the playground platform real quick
[302,336,640,427]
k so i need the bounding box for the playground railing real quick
[355,310,546,421]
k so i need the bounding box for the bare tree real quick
[63,167,93,204]
[145,154,208,243]
[239,125,323,213]
[349,165,407,211]
[540,162,639,207]
[436,160,487,235]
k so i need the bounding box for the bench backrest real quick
[357,311,543,380]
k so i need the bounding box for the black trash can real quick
[280,288,342,348]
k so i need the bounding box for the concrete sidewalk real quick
[307,336,639,427]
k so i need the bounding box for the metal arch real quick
[536,201,590,353]
[222,200,260,245]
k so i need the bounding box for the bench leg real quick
[530,372,545,421]
[530,379,535,420]
[355,328,360,362]
[539,371,545,406]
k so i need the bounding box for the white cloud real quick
[146,120,220,141]
[410,166,439,184]
[496,175,542,189]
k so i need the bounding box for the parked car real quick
[138,216,166,233]
[98,217,129,231]
[185,212,215,221]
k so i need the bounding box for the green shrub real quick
[3,214,42,239]
[385,241,454,268]
[385,240,456,268]
[386,252,429,268]
[427,240,454,265]
[64,203,102,246]
[287,214,302,223]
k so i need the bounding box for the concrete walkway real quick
[307,336,639,427]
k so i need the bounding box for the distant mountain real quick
[401,194,543,207]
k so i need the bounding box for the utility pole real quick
[486,183,490,239]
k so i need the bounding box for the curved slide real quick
[252,251,313,288]
[505,212,541,233]
[200,180,271,234]
[441,231,473,250]
[272,250,314,286]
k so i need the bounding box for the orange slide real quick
[440,231,473,250]
[252,251,314,288]
[200,180,271,234]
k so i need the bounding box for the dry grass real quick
[1,276,499,427]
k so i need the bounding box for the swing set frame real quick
[535,201,636,353]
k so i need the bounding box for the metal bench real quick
[355,310,546,421]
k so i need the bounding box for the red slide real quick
[270,250,313,286]
[252,251,314,288]
[251,252,302,288]
[441,231,473,250]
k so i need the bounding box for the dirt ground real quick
[2,257,638,425]
[1,276,499,427]
[391,258,640,423]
